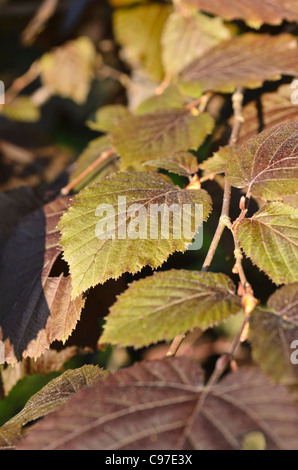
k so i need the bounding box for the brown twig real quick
[201,87,244,271]
[4,61,40,106]
[166,334,186,357]
[185,92,213,112]
[166,87,245,358]
[22,0,59,46]
[60,148,115,196]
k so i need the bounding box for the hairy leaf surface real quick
[17,357,298,450]
[143,152,199,177]
[226,123,298,200]
[112,109,214,168]
[181,0,298,26]
[0,365,104,448]
[180,34,298,93]
[250,284,298,400]
[100,270,242,348]
[161,11,231,75]
[59,172,212,297]
[237,202,298,285]
[0,197,84,363]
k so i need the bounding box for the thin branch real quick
[198,222,259,408]
[221,215,249,289]
[3,61,40,106]
[185,92,213,113]
[201,87,244,271]
[62,92,213,202]
[196,311,250,412]
[166,87,245,358]
[166,334,185,357]
[201,178,231,271]
[60,148,115,196]
[22,0,59,46]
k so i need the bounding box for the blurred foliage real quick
[0,0,296,434]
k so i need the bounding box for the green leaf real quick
[58,172,212,297]
[179,33,298,93]
[143,152,199,177]
[113,3,172,81]
[100,269,241,348]
[136,84,185,114]
[237,202,298,285]
[39,36,96,104]
[250,284,298,400]
[1,347,78,396]
[1,97,40,122]
[86,105,131,132]
[226,123,298,200]
[200,146,232,174]
[111,109,214,169]
[0,365,105,448]
[161,11,231,75]
[16,358,298,450]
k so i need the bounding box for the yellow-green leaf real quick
[100,269,242,348]
[112,109,214,169]
[237,202,298,285]
[161,11,231,75]
[39,36,96,104]
[113,3,172,81]
[59,172,212,297]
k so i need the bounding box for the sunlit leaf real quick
[39,36,96,104]
[200,146,232,174]
[143,152,199,177]
[161,11,231,75]
[1,97,40,122]
[136,84,185,115]
[226,123,298,200]
[179,34,298,93]
[87,105,131,132]
[0,365,105,448]
[237,202,298,285]
[59,172,212,297]
[181,0,298,26]
[100,269,242,348]
[250,284,298,401]
[113,3,172,81]
[112,109,214,168]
